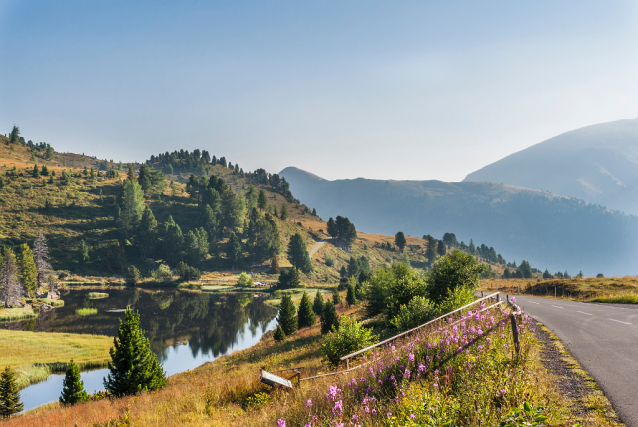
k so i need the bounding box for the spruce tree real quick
[273,325,286,342]
[257,189,268,211]
[1,250,23,308]
[287,233,312,273]
[59,359,88,406]
[33,164,40,178]
[138,205,158,255]
[326,217,338,239]
[332,287,341,305]
[346,283,357,308]
[104,307,167,397]
[127,164,136,182]
[277,294,298,336]
[269,253,280,274]
[16,244,37,297]
[78,240,90,264]
[297,291,316,328]
[394,232,407,252]
[0,367,23,418]
[120,180,144,231]
[320,300,339,335]
[33,231,52,289]
[280,202,288,220]
[313,291,324,316]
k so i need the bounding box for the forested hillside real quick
[0,129,518,284]
[280,166,638,276]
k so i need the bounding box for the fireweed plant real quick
[276,303,539,426]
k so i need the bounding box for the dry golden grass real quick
[480,276,638,302]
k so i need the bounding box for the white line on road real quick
[529,302,539,305]
[576,311,593,316]
[551,305,564,309]
[608,318,631,325]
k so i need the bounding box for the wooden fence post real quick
[509,313,520,358]
[345,358,349,371]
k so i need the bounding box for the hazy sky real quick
[1,1,637,181]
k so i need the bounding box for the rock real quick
[39,304,53,312]
[46,289,60,300]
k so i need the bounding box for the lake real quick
[0,288,278,411]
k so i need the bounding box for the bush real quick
[433,286,475,317]
[273,325,286,342]
[153,264,173,282]
[390,296,434,331]
[322,316,377,366]
[428,250,486,305]
[236,272,252,287]
[324,254,335,267]
[276,267,300,289]
[175,262,201,281]
[125,266,140,286]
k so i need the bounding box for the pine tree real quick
[120,180,145,231]
[273,204,278,218]
[332,287,341,306]
[277,294,298,336]
[346,283,357,308]
[127,164,136,182]
[59,359,88,406]
[226,231,242,269]
[320,300,339,335]
[313,291,324,316]
[269,253,280,274]
[33,231,52,289]
[16,244,37,297]
[104,307,167,397]
[1,250,24,308]
[394,232,407,252]
[0,367,23,418]
[257,189,268,211]
[78,240,90,264]
[297,291,316,328]
[273,325,286,342]
[287,233,313,273]
[280,202,288,220]
[33,164,40,178]
[138,206,158,256]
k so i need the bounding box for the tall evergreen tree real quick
[332,287,342,305]
[120,180,145,231]
[1,250,23,308]
[346,283,357,308]
[127,164,136,182]
[297,291,316,328]
[104,307,167,397]
[269,253,280,274]
[0,367,23,418]
[162,216,184,264]
[426,236,437,266]
[320,300,339,335]
[226,231,242,269]
[16,244,37,297]
[277,294,298,335]
[437,239,447,257]
[33,231,52,289]
[394,232,407,252]
[78,240,90,264]
[273,325,286,342]
[138,205,158,256]
[280,202,288,220]
[287,233,312,273]
[257,189,268,211]
[33,164,40,178]
[326,217,338,239]
[8,125,20,145]
[59,359,88,406]
[313,291,324,316]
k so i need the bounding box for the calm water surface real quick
[1,288,277,411]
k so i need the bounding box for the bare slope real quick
[464,118,638,215]
[279,166,638,276]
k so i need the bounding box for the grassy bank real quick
[0,329,112,389]
[480,276,638,303]
[2,302,613,426]
[0,307,37,321]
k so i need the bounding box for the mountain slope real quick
[280,166,638,276]
[463,118,638,214]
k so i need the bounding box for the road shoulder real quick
[534,320,624,426]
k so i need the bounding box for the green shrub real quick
[390,296,434,331]
[125,266,140,286]
[76,308,97,316]
[176,262,201,281]
[236,272,252,287]
[153,264,173,282]
[428,250,486,305]
[273,325,286,342]
[322,315,377,367]
[434,286,475,317]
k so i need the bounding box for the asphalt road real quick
[511,294,638,426]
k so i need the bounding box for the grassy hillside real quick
[0,135,509,284]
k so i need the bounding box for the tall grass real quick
[87,292,109,299]
[0,307,37,321]
[76,308,98,316]
[591,291,638,304]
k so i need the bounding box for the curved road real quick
[512,294,638,426]
[308,239,328,258]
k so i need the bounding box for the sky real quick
[1,0,638,182]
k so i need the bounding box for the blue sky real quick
[1,1,637,181]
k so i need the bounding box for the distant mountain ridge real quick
[464,118,638,215]
[280,166,638,276]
